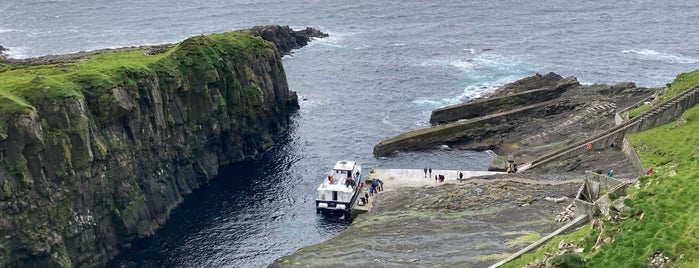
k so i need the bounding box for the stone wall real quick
[526,85,699,172]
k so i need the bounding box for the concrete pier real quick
[351,168,503,216]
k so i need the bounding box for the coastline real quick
[272,73,665,267]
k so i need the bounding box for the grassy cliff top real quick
[504,69,699,267]
[0,30,274,131]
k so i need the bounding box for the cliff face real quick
[0,26,310,267]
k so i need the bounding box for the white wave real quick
[622,49,699,64]
[418,50,538,111]
[353,45,371,50]
[307,30,354,49]
[4,46,31,59]
[381,111,397,128]
[0,27,19,33]
[420,52,529,79]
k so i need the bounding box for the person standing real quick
[424,167,428,178]
[369,185,374,196]
[459,171,463,180]
[428,167,432,178]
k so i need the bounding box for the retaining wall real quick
[526,85,699,171]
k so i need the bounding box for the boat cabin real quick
[316,160,362,215]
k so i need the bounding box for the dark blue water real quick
[2,0,698,267]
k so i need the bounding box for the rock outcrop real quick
[374,72,658,159]
[0,26,321,267]
[246,25,328,55]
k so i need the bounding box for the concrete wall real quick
[621,136,646,177]
[584,171,626,190]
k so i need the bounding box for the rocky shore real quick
[273,73,661,267]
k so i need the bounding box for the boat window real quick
[332,191,338,201]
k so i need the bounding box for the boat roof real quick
[333,160,357,171]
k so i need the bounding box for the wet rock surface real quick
[272,178,580,267]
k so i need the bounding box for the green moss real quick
[0,30,274,132]
[506,231,542,248]
[92,139,108,160]
[2,180,11,197]
[167,114,176,126]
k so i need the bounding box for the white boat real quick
[315,160,363,216]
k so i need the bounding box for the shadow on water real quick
[107,132,353,267]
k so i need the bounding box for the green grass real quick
[0,30,273,132]
[626,69,699,118]
[504,69,699,267]
[667,70,699,97]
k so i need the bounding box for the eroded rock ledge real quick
[373,72,659,169]
[0,26,325,267]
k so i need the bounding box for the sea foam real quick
[622,49,699,64]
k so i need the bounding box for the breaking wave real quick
[622,49,699,64]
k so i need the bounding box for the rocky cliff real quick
[0,26,317,267]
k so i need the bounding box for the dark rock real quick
[491,72,564,97]
[246,25,327,55]
[0,25,315,267]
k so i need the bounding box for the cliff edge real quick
[0,26,321,267]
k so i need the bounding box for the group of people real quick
[359,178,383,206]
[369,178,383,195]
[506,163,518,173]
[328,173,360,188]
[345,176,357,188]
[435,174,445,183]
[425,167,465,182]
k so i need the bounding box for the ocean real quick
[1,0,698,267]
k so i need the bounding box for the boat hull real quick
[315,188,361,214]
